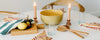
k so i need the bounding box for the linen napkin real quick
[80,23,100,30]
[32,31,52,40]
[0,19,23,35]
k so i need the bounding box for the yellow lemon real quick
[18,23,27,30]
[26,22,30,26]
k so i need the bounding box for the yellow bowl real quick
[40,9,63,25]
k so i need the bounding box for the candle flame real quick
[68,3,71,8]
[33,2,36,6]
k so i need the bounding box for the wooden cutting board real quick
[11,23,38,36]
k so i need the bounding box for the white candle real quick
[33,2,37,18]
[67,3,71,20]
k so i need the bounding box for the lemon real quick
[26,22,30,26]
[18,23,27,30]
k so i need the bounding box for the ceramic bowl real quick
[40,9,63,25]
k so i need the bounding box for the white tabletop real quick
[0,10,100,40]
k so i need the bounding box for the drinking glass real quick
[47,22,56,36]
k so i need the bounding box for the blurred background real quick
[0,0,100,17]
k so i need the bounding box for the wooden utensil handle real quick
[71,31,84,39]
[70,29,88,35]
[67,29,89,35]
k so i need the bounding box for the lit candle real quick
[33,2,37,18]
[67,3,71,20]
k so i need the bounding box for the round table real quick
[0,10,100,40]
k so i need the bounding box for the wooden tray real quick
[11,24,38,36]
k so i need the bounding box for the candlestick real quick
[33,2,38,23]
[66,20,71,27]
[66,3,71,28]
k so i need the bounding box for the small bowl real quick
[40,9,63,25]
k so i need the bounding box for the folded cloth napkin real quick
[0,19,23,35]
[3,17,19,22]
[32,31,52,40]
[80,23,100,30]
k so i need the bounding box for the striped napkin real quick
[0,19,23,35]
[80,23,100,30]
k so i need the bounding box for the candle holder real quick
[66,20,71,26]
[34,17,38,23]
[65,20,71,29]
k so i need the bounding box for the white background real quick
[0,0,100,17]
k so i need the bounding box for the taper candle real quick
[33,2,37,18]
[67,3,71,20]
